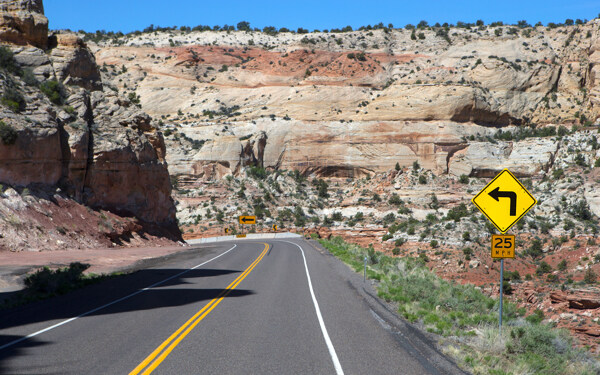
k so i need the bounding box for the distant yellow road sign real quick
[238,216,256,225]
[224,228,229,234]
[236,234,246,238]
[272,224,277,231]
[491,234,515,259]
[472,169,536,233]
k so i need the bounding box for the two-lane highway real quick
[0,239,465,374]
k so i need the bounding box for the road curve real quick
[0,239,465,374]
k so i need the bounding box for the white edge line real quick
[0,244,238,351]
[279,240,344,375]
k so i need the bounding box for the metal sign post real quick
[490,234,514,330]
[499,258,504,330]
[364,256,367,282]
[472,169,536,332]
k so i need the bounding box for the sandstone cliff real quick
[89,21,600,181]
[0,0,180,250]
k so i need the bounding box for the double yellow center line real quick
[130,243,269,375]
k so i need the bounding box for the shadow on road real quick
[0,268,253,347]
[0,335,53,374]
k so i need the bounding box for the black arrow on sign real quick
[241,217,254,223]
[488,187,517,216]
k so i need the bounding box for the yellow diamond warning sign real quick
[472,169,536,233]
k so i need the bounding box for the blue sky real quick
[45,0,600,33]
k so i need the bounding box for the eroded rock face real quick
[0,1,178,235]
[172,120,496,179]
[0,0,47,49]
[49,34,102,91]
[448,139,559,177]
[89,21,600,180]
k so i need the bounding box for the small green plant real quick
[418,175,427,184]
[1,86,25,113]
[0,121,17,145]
[536,261,552,275]
[525,309,544,324]
[0,46,21,75]
[40,80,65,105]
[388,193,402,205]
[557,259,567,271]
[584,267,597,284]
[459,174,469,184]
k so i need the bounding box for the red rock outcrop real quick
[0,0,47,49]
[550,290,600,310]
[0,1,179,240]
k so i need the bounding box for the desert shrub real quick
[0,121,17,145]
[526,237,543,259]
[1,86,25,112]
[21,68,38,86]
[24,262,91,295]
[463,247,473,260]
[313,178,328,198]
[584,267,597,284]
[0,46,21,75]
[446,203,469,222]
[459,174,469,184]
[557,259,567,271]
[246,165,267,180]
[40,80,65,105]
[570,200,594,222]
[388,193,402,205]
[536,261,552,275]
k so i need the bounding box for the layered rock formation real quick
[0,0,47,49]
[0,0,179,246]
[90,20,600,181]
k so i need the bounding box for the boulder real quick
[550,290,600,310]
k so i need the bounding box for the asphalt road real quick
[0,239,466,374]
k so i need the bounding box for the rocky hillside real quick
[0,0,181,251]
[88,21,600,180]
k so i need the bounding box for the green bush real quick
[1,86,25,112]
[584,267,597,284]
[536,261,552,275]
[557,259,567,271]
[246,165,268,180]
[40,80,65,105]
[0,46,21,75]
[446,203,469,222]
[526,237,543,259]
[459,174,469,184]
[21,68,38,86]
[0,121,17,145]
[24,262,91,295]
[418,175,427,184]
[388,193,402,205]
